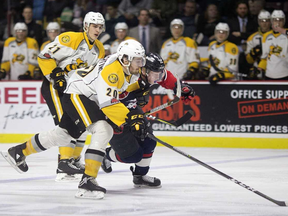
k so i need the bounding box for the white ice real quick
[0,143,288,216]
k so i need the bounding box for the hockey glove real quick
[181,83,195,103]
[18,71,33,80]
[134,89,150,107]
[182,67,198,81]
[33,67,43,80]
[0,69,7,80]
[126,110,148,141]
[50,67,67,92]
[209,72,226,86]
[199,66,210,80]
[248,67,261,80]
[250,45,261,60]
[138,74,150,90]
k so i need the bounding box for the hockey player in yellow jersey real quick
[0,22,39,80]
[258,10,288,80]
[40,22,61,51]
[245,11,271,80]
[37,12,105,182]
[1,39,148,200]
[160,19,200,80]
[203,23,239,85]
[110,22,136,54]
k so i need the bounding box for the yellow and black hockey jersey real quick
[207,40,239,77]
[258,29,288,79]
[65,54,140,126]
[1,37,39,80]
[160,36,200,79]
[38,32,105,79]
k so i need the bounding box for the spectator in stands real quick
[104,3,126,43]
[201,23,239,85]
[128,9,162,54]
[149,0,178,27]
[0,23,39,81]
[258,10,288,80]
[41,22,61,51]
[160,19,200,80]
[118,0,153,27]
[175,0,200,39]
[227,0,258,48]
[248,0,265,23]
[245,10,271,80]
[44,0,70,23]
[194,4,222,46]
[21,5,43,46]
[110,22,136,54]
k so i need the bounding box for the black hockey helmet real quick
[145,52,165,73]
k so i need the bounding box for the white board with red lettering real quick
[0,81,54,133]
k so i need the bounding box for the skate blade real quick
[134,184,162,189]
[0,151,24,174]
[55,173,81,182]
[75,189,105,200]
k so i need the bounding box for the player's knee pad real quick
[120,147,143,163]
[38,125,72,149]
[86,120,113,152]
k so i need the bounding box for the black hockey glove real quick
[248,67,261,80]
[126,109,148,141]
[33,67,43,80]
[134,89,150,107]
[181,83,195,103]
[138,73,150,90]
[0,69,7,80]
[50,67,67,92]
[250,45,261,59]
[209,72,225,86]
[18,71,33,80]
[199,66,210,80]
[182,67,198,81]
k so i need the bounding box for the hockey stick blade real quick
[147,110,193,127]
[147,133,287,207]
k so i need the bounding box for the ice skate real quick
[75,174,106,200]
[101,155,112,173]
[1,143,28,173]
[55,158,84,182]
[131,166,161,188]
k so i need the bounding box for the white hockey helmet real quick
[271,10,285,23]
[83,12,105,32]
[258,10,271,21]
[215,22,229,42]
[115,22,128,31]
[170,19,184,30]
[117,39,146,73]
[14,22,27,32]
[46,22,60,32]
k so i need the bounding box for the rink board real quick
[0,81,287,148]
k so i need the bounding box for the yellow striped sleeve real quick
[102,103,130,126]
[1,61,10,72]
[38,57,57,76]
[246,53,254,64]
[258,59,267,70]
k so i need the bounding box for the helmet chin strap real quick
[119,58,131,75]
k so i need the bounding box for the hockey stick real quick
[147,133,287,207]
[146,110,194,127]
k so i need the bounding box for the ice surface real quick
[0,144,288,216]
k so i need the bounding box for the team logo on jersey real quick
[168,52,179,62]
[61,35,70,43]
[75,58,88,68]
[268,45,282,60]
[231,47,236,54]
[12,54,25,63]
[108,73,118,84]
[212,56,220,66]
